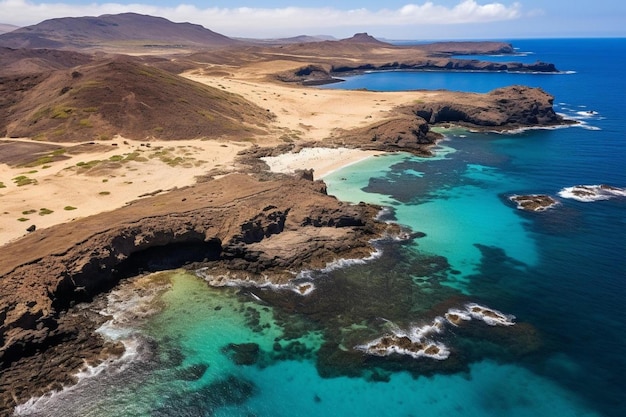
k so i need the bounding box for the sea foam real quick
[14,276,166,416]
[558,184,626,202]
[196,267,317,296]
[356,303,515,361]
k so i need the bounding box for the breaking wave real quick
[14,275,168,416]
[558,184,626,202]
[356,303,515,361]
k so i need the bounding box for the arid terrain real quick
[0,12,570,415]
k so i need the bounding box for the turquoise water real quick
[15,39,626,417]
[326,144,538,293]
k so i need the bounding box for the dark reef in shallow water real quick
[152,374,256,417]
[238,242,543,381]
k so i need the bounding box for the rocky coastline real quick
[0,85,572,416]
[280,60,559,86]
[0,172,398,413]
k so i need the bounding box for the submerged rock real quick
[173,363,209,381]
[223,343,260,366]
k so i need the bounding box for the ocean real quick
[15,38,626,417]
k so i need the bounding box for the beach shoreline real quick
[261,147,385,179]
[0,137,388,247]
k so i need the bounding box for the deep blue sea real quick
[16,39,626,417]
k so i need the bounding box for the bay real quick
[16,38,626,417]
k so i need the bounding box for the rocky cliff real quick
[326,86,569,155]
[279,60,558,86]
[412,85,568,130]
[0,173,395,413]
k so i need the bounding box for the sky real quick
[0,0,624,40]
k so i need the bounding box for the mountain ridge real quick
[0,12,241,50]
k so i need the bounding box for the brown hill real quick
[1,56,273,141]
[0,47,93,76]
[0,12,240,50]
[0,23,19,34]
[340,32,390,45]
[410,41,514,55]
[237,34,337,45]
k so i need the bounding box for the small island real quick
[510,194,560,211]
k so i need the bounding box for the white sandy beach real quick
[261,147,383,179]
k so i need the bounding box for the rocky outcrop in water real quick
[412,86,569,130]
[510,194,559,211]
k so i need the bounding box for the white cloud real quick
[0,0,524,37]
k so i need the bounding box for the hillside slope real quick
[1,56,273,141]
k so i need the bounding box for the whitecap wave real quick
[492,124,571,135]
[196,267,317,296]
[575,110,599,118]
[319,247,384,273]
[465,303,516,326]
[579,124,602,131]
[14,275,167,416]
[556,107,602,130]
[356,303,515,361]
[558,184,626,202]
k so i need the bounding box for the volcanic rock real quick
[0,173,394,412]
[412,85,569,130]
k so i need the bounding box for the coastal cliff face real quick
[331,116,439,156]
[0,173,393,413]
[329,86,567,156]
[411,86,567,130]
[329,60,557,75]
[278,61,558,86]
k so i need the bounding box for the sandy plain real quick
[0,62,435,246]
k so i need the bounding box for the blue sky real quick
[1,0,624,39]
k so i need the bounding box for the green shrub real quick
[12,176,37,186]
[51,106,74,119]
[78,118,92,128]
[76,160,101,169]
